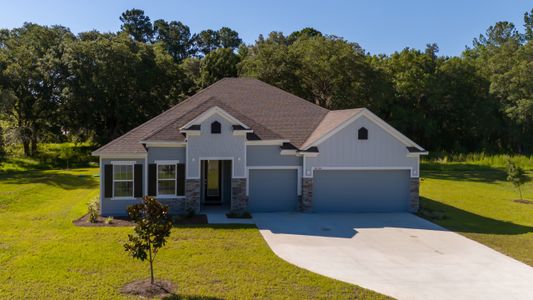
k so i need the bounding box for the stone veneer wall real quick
[301,178,313,212]
[185,179,201,212]
[231,178,248,212]
[409,178,420,213]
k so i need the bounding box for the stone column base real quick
[231,178,248,212]
[300,178,313,212]
[185,179,201,213]
[409,178,420,213]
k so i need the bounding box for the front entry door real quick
[203,160,221,204]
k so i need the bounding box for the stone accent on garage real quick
[301,178,313,212]
[409,178,420,213]
[231,178,248,212]
[185,179,201,212]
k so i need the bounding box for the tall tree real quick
[194,29,220,55]
[199,48,239,87]
[120,9,154,43]
[62,32,184,144]
[153,19,195,62]
[0,23,73,156]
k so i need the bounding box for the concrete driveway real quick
[253,213,533,300]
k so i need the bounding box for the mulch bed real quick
[73,214,135,227]
[121,279,175,298]
[73,213,208,227]
[514,199,533,205]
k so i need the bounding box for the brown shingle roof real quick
[93,78,354,155]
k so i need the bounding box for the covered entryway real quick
[313,169,410,212]
[248,169,298,212]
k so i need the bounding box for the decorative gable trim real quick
[180,106,249,130]
[305,108,426,153]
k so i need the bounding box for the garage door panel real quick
[248,169,298,212]
[313,170,410,212]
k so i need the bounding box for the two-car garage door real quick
[247,168,411,213]
[313,170,411,212]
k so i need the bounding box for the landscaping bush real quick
[87,197,100,223]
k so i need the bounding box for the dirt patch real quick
[121,279,175,298]
[73,213,208,227]
[173,214,208,225]
[73,213,135,227]
[514,199,533,205]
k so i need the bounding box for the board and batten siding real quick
[246,145,302,166]
[147,147,186,163]
[100,158,145,216]
[186,113,246,178]
[304,116,419,178]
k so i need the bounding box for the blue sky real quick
[0,1,531,56]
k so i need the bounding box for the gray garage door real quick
[248,169,298,212]
[313,170,410,212]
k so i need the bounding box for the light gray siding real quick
[246,145,301,166]
[304,116,418,178]
[147,147,185,163]
[313,170,410,212]
[186,113,246,178]
[248,169,298,212]
[100,158,145,216]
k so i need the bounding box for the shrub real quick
[104,216,113,224]
[226,211,252,219]
[87,197,100,223]
[124,196,172,284]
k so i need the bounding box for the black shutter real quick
[134,164,143,197]
[104,164,113,198]
[148,164,157,196]
[176,163,185,196]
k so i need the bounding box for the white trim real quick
[156,162,178,197]
[245,140,289,146]
[280,149,298,156]
[310,166,418,178]
[111,162,135,200]
[180,106,249,130]
[407,152,429,157]
[297,151,319,158]
[111,161,137,165]
[98,154,146,159]
[181,130,201,136]
[155,160,179,164]
[246,166,302,196]
[233,130,253,136]
[99,157,103,211]
[305,108,425,151]
[142,141,186,148]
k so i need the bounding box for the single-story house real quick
[92,78,427,216]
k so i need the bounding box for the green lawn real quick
[420,164,533,266]
[0,168,386,299]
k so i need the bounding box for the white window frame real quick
[111,161,135,200]
[156,160,178,198]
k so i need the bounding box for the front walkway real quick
[201,206,255,224]
[254,212,533,300]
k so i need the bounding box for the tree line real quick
[0,8,532,157]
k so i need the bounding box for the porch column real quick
[409,178,420,213]
[231,178,248,212]
[300,177,313,212]
[185,179,201,213]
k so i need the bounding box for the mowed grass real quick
[420,163,533,266]
[0,168,387,299]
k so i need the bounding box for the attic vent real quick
[358,127,368,140]
[211,121,221,134]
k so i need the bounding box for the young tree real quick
[124,196,173,284]
[506,159,528,201]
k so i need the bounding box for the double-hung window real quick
[113,164,134,198]
[157,164,177,196]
